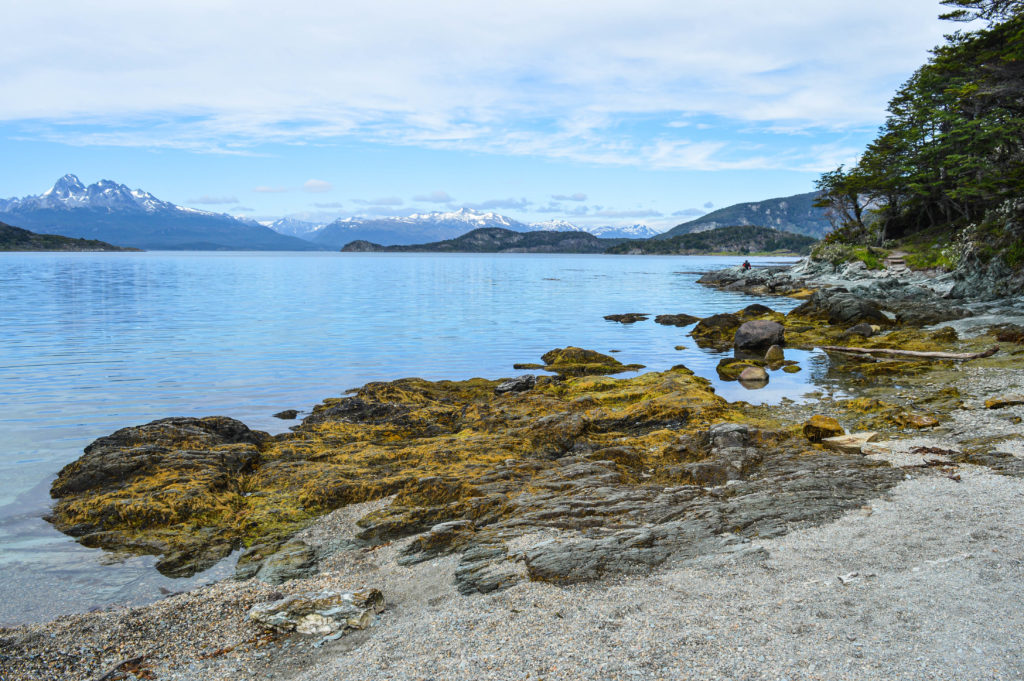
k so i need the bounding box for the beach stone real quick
[901,413,940,429]
[821,432,879,455]
[985,395,1024,409]
[248,589,385,635]
[764,344,785,363]
[273,409,299,420]
[738,366,769,384]
[716,358,766,381]
[782,365,801,373]
[604,313,649,324]
[740,303,774,316]
[734,321,785,352]
[803,415,844,442]
[495,375,536,395]
[655,313,700,327]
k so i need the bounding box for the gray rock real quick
[398,520,476,566]
[249,589,385,636]
[454,544,521,595]
[764,344,785,363]
[734,321,785,352]
[235,539,318,584]
[738,366,769,384]
[495,375,537,395]
[842,323,875,339]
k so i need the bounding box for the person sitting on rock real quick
[741,259,751,271]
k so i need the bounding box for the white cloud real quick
[551,193,587,201]
[413,190,455,203]
[672,208,706,218]
[593,208,663,218]
[703,201,715,209]
[0,1,951,170]
[303,179,332,193]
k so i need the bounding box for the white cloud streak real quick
[0,1,950,171]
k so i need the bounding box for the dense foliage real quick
[816,1,1024,266]
[608,224,817,255]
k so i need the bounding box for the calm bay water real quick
[0,251,833,624]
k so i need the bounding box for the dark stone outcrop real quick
[654,313,701,327]
[789,290,891,327]
[690,313,743,349]
[604,313,649,324]
[495,375,536,395]
[733,320,785,352]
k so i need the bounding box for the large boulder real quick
[539,347,643,376]
[733,320,785,352]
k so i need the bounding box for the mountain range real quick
[0,175,320,251]
[0,175,827,251]
[657,191,830,240]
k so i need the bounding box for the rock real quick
[901,414,940,429]
[604,313,649,324]
[235,539,318,584]
[782,365,801,373]
[273,409,300,420]
[985,395,1024,409]
[993,324,1024,343]
[764,344,785,363]
[654,313,701,327]
[803,415,844,442]
[539,347,643,376]
[690,313,742,349]
[740,303,775,316]
[789,290,891,327]
[454,544,521,595]
[716,358,766,381]
[733,321,785,352]
[249,589,385,636]
[821,432,879,455]
[674,345,686,350]
[398,520,476,566]
[842,323,875,339]
[738,366,769,384]
[495,375,536,395]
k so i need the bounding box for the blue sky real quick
[1,1,953,229]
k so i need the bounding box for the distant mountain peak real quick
[44,174,86,198]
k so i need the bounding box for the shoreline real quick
[3,258,1024,680]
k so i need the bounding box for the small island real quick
[0,221,139,252]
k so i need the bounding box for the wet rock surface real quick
[248,589,385,636]
[654,313,700,327]
[733,320,785,352]
[604,313,649,324]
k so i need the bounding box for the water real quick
[0,251,832,624]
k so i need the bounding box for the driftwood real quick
[818,345,999,361]
[94,655,147,681]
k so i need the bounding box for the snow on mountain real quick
[527,219,585,232]
[588,223,663,239]
[0,174,321,250]
[265,218,326,239]
[312,208,531,248]
[6,174,185,214]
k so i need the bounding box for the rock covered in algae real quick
[654,313,700,327]
[48,347,908,593]
[539,346,644,376]
[603,313,649,324]
[803,415,844,442]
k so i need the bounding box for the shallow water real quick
[0,251,833,624]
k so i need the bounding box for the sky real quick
[0,1,955,230]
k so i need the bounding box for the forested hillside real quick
[814,0,1024,275]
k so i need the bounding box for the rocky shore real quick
[3,258,1023,681]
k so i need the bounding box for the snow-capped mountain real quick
[588,223,663,239]
[0,175,322,250]
[525,219,586,232]
[263,217,325,238]
[311,208,531,248]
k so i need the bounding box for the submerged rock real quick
[691,313,743,349]
[764,344,785,363]
[604,313,649,324]
[655,313,701,327]
[738,366,769,385]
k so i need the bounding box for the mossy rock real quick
[803,415,844,443]
[539,346,644,376]
[690,313,742,349]
[716,357,767,381]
